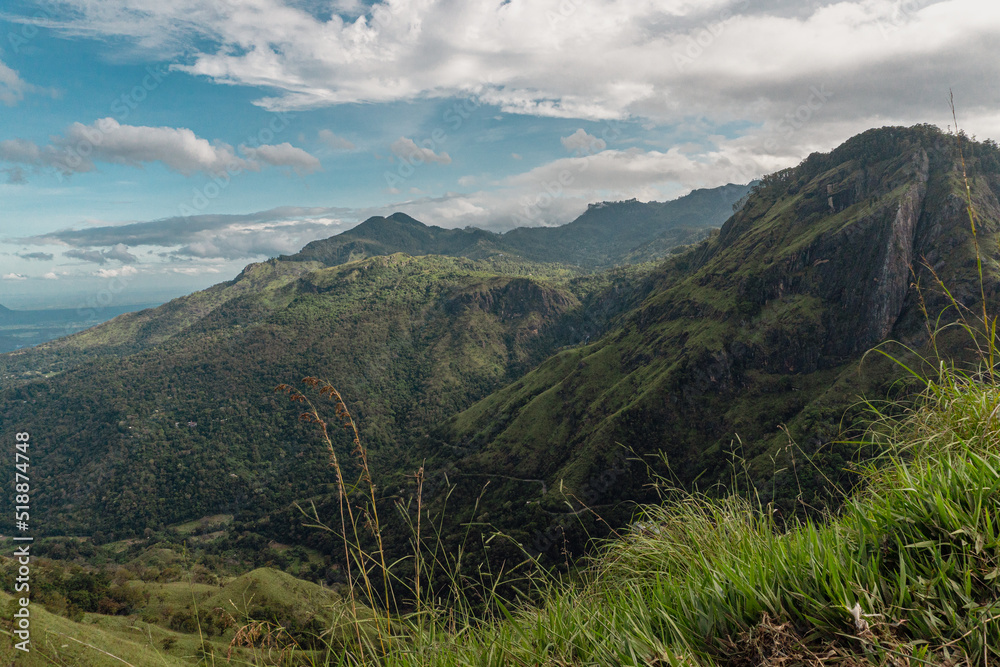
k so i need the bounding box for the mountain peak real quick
[386,212,426,226]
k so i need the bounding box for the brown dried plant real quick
[276,378,393,659]
[227,619,298,664]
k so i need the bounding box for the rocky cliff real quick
[425,125,1000,562]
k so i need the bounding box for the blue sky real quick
[1,0,998,308]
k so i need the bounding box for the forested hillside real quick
[2,124,997,586]
[0,254,647,537]
[406,125,1000,564]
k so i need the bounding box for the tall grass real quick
[269,354,1000,666]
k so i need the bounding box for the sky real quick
[0,0,998,309]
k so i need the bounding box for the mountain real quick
[2,124,997,575]
[0,253,646,536]
[288,212,501,266]
[400,124,1000,561]
[285,183,751,270]
[498,184,752,266]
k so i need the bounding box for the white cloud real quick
[30,1,999,131]
[0,60,32,106]
[458,175,477,187]
[169,266,223,275]
[318,129,356,151]
[28,208,351,261]
[66,118,253,174]
[362,137,776,230]
[561,129,607,155]
[42,272,59,280]
[0,119,327,181]
[390,137,451,165]
[0,118,255,177]
[243,142,322,174]
[94,265,138,279]
[2,273,27,280]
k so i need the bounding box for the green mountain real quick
[286,183,750,269]
[0,253,646,537]
[407,124,1000,560]
[2,125,997,576]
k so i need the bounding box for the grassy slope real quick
[379,368,1000,666]
[0,566,363,665]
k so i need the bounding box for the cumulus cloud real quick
[24,1,997,137]
[42,272,60,280]
[2,273,27,280]
[318,130,356,151]
[390,137,451,165]
[0,118,254,177]
[0,60,34,106]
[0,119,321,180]
[505,146,772,194]
[561,129,607,155]
[242,142,322,174]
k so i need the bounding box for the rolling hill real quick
[0,253,648,537]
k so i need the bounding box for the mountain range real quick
[2,124,998,576]
[0,182,747,539]
[286,183,750,269]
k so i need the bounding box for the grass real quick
[257,341,1000,667]
[351,357,1000,666]
[7,123,997,665]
